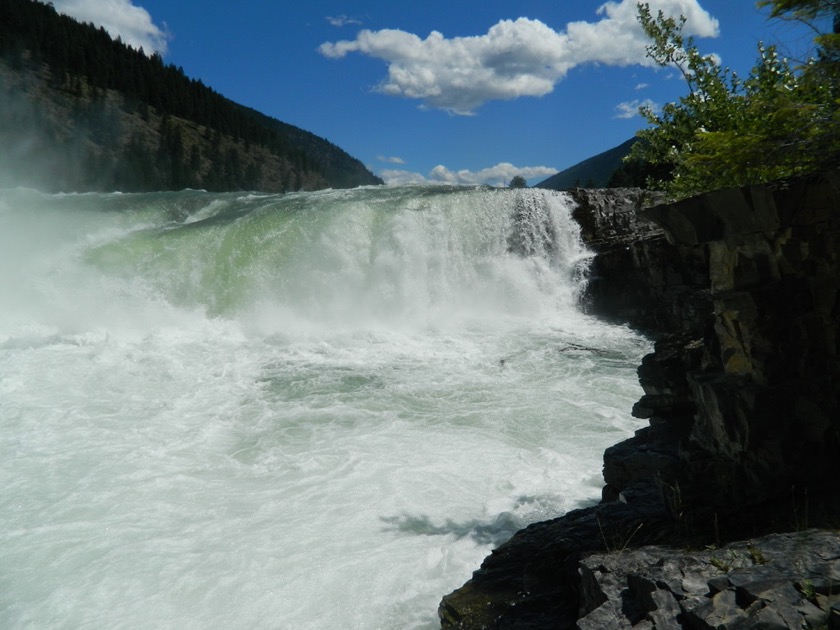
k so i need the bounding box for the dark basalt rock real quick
[439,498,673,630]
[569,187,712,334]
[578,530,840,630]
[440,173,840,629]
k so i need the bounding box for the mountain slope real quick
[0,0,382,193]
[536,138,638,190]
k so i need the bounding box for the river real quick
[0,185,648,629]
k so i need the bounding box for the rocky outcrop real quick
[578,529,840,629]
[640,174,840,520]
[569,187,712,334]
[575,175,840,523]
[439,173,840,629]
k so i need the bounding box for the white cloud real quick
[51,0,169,55]
[327,15,363,28]
[319,0,719,115]
[379,169,429,185]
[635,82,650,90]
[614,98,659,119]
[377,155,406,164]
[380,163,557,187]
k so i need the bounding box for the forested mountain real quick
[0,0,383,192]
[535,137,672,191]
[535,139,639,190]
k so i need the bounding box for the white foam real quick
[0,186,649,629]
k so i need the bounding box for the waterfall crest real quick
[5,185,593,331]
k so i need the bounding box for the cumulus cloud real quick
[51,0,169,55]
[614,98,659,119]
[319,0,719,114]
[380,163,557,187]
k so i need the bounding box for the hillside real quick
[0,0,382,193]
[535,138,638,190]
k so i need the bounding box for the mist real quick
[0,58,125,192]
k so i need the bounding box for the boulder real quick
[578,530,840,630]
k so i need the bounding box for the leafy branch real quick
[628,1,840,199]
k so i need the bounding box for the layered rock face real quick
[628,175,840,522]
[439,174,840,629]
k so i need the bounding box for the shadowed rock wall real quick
[439,174,840,629]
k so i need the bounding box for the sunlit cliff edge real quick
[440,174,840,629]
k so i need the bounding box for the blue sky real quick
[50,0,819,186]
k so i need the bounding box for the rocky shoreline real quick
[439,173,840,628]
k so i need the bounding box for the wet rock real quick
[568,188,711,333]
[440,173,840,629]
[439,497,672,629]
[576,530,840,630]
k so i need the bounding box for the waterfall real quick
[0,185,648,630]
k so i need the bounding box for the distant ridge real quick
[0,0,382,193]
[536,138,637,190]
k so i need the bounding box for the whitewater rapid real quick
[0,185,648,629]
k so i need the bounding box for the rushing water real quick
[0,185,649,629]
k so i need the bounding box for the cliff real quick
[439,173,840,628]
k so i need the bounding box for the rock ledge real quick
[439,174,840,629]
